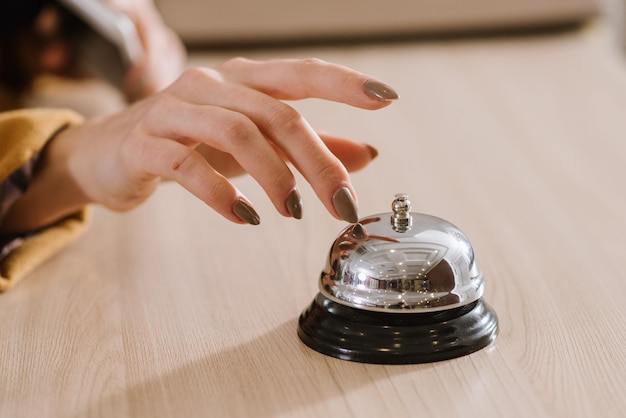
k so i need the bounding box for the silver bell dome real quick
[320,194,484,312]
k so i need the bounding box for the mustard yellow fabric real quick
[0,108,88,292]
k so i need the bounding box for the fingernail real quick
[363,80,399,101]
[233,199,260,225]
[366,144,379,160]
[350,223,367,240]
[286,188,303,219]
[332,187,359,223]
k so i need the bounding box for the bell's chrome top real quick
[320,194,484,312]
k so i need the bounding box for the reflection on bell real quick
[298,194,498,364]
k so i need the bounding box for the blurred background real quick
[8,0,626,118]
[152,0,622,49]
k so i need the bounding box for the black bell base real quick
[298,293,498,364]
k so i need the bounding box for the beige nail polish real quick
[233,199,260,225]
[363,80,399,101]
[332,187,359,223]
[286,188,303,219]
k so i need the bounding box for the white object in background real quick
[56,0,143,65]
[155,0,598,44]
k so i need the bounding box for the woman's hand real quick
[3,58,398,233]
[104,0,187,100]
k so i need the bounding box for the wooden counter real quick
[2,26,625,417]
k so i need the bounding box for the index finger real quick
[217,57,399,109]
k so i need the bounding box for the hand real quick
[4,58,398,232]
[104,0,187,100]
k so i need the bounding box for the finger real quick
[319,132,379,173]
[170,69,359,222]
[217,57,398,110]
[196,133,379,177]
[195,144,245,178]
[141,95,300,218]
[125,62,155,102]
[134,135,259,224]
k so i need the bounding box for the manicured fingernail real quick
[286,188,303,219]
[332,187,359,223]
[363,80,399,101]
[350,223,367,240]
[366,144,379,160]
[233,199,260,225]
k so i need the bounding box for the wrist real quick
[0,125,92,235]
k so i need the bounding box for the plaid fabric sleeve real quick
[0,154,39,260]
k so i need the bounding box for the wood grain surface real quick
[1,27,625,417]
